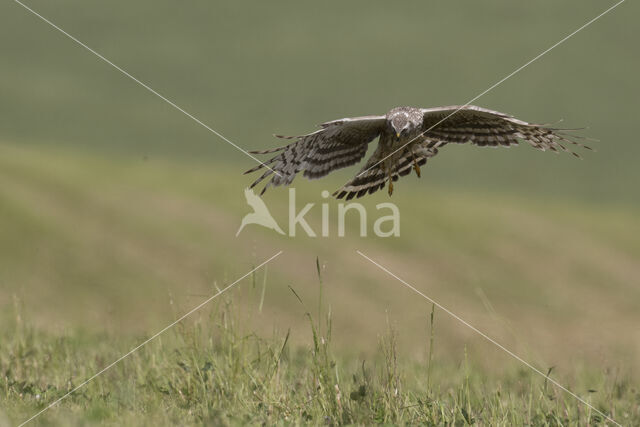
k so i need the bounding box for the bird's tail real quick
[333,149,431,200]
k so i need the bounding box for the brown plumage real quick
[245,105,591,199]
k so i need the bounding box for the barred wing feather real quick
[245,115,385,195]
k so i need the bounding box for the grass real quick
[3,270,638,426]
[0,137,639,427]
[0,142,638,424]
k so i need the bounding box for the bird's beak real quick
[396,131,401,138]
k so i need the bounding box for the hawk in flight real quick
[245,105,589,199]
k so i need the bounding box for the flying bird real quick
[245,105,590,199]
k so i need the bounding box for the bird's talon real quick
[413,161,421,178]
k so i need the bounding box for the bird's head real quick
[390,116,411,139]
[388,108,421,139]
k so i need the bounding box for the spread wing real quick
[334,105,591,200]
[420,105,591,154]
[244,115,386,195]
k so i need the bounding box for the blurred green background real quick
[1,0,638,377]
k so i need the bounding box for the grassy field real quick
[1,0,639,425]
[1,143,638,425]
[3,288,638,426]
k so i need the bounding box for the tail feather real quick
[333,149,431,200]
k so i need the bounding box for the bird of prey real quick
[245,105,590,199]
